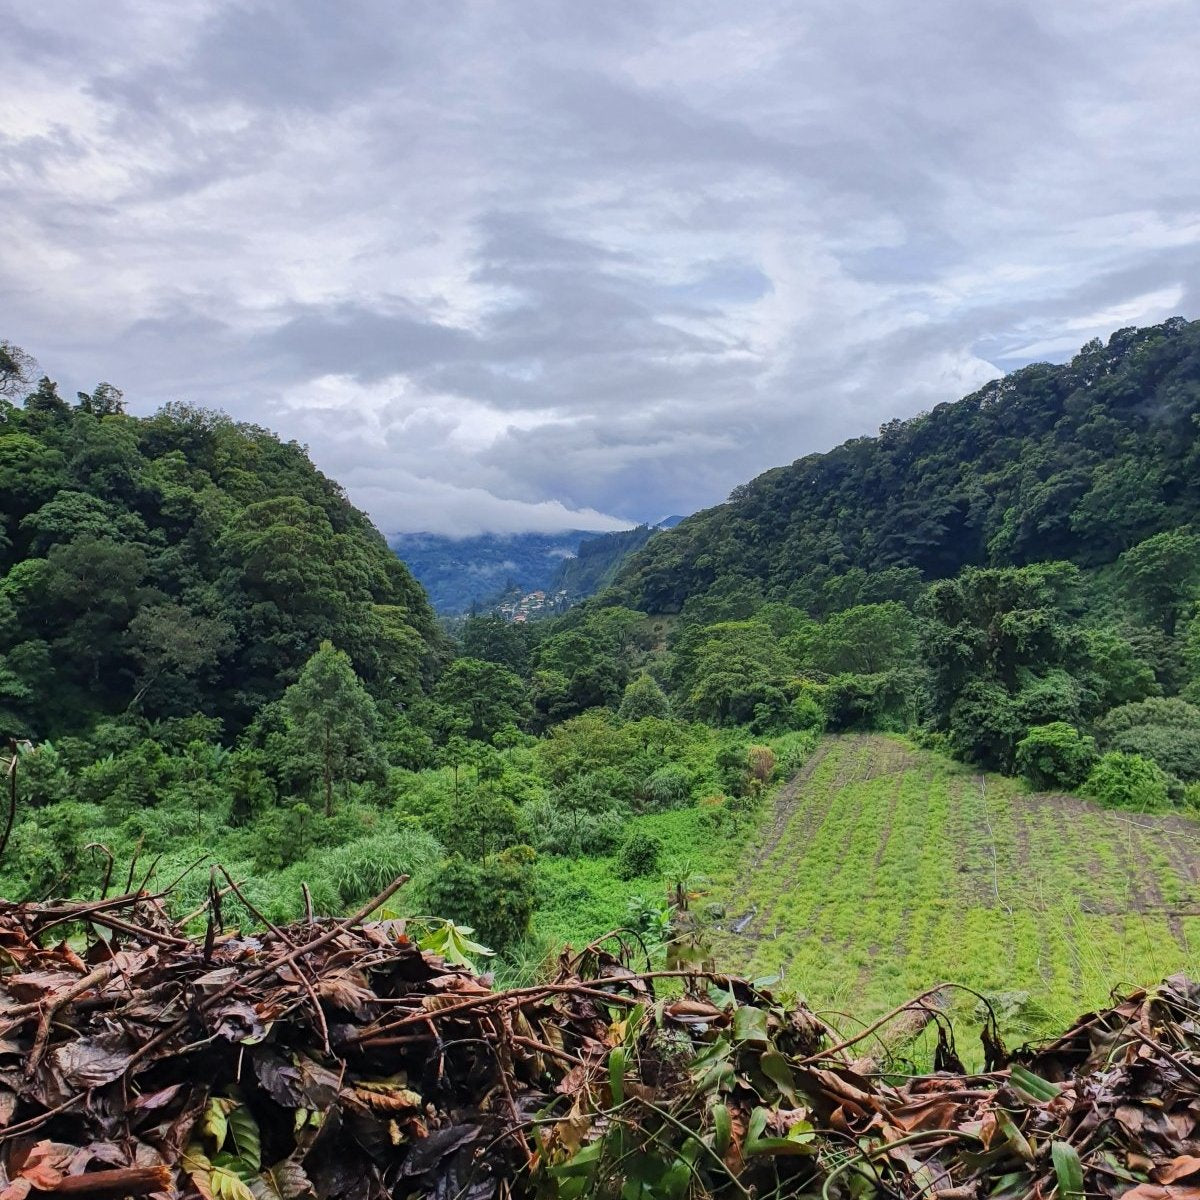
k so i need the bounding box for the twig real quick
[124,873,410,1072]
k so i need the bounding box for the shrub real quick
[1096,698,1200,782]
[1014,723,1096,790]
[1082,752,1173,810]
[618,674,671,721]
[746,745,776,786]
[615,830,663,880]
[519,797,623,857]
[640,765,692,811]
[789,692,826,733]
[322,828,443,904]
[422,846,537,951]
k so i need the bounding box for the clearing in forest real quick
[707,734,1200,1036]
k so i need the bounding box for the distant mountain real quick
[550,524,664,600]
[392,529,599,613]
[394,518,683,614]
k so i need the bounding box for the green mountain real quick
[613,317,1200,614]
[550,524,666,601]
[0,370,441,738]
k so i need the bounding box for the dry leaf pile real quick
[0,876,1196,1200]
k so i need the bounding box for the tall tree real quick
[282,642,381,816]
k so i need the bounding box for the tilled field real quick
[709,735,1200,1041]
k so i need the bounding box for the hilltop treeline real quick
[613,317,1200,614]
[0,353,441,738]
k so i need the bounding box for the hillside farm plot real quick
[709,734,1200,1037]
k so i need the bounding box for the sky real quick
[2,1,1198,538]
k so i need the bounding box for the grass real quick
[534,733,1200,1054]
[705,734,1200,1048]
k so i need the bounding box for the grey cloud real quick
[0,0,1197,536]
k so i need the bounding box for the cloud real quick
[0,0,1197,534]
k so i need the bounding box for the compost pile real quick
[0,877,1196,1200]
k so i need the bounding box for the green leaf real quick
[549,1141,603,1180]
[710,1103,732,1156]
[744,1106,815,1158]
[227,1105,261,1172]
[760,1049,797,1101]
[417,921,495,972]
[609,1046,627,1107]
[201,1098,235,1152]
[1010,1065,1061,1103]
[210,1163,256,1200]
[1051,1142,1084,1200]
[732,1005,769,1044]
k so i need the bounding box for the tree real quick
[801,602,917,675]
[282,642,381,816]
[127,603,234,712]
[618,673,671,721]
[434,658,530,741]
[1015,723,1096,790]
[1117,529,1200,637]
[461,615,529,674]
[0,341,35,398]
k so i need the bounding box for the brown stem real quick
[38,1166,173,1198]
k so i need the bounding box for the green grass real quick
[704,734,1200,1046]
[534,733,1200,1053]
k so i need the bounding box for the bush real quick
[746,745,776,786]
[1014,723,1096,790]
[519,797,623,857]
[788,692,826,733]
[322,828,444,904]
[422,846,537,951]
[1096,698,1200,782]
[618,674,671,721]
[767,730,818,779]
[640,765,692,811]
[615,830,663,880]
[1082,752,1173,810]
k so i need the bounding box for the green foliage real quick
[614,319,1200,614]
[1117,528,1200,636]
[615,830,663,880]
[1082,751,1174,810]
[421,846,537,951]
[433,657,531,740]
[1095,698,1200,782]
[0,370,441,738]
[618,672,671,721]
[1015,723,1097,790]
[798,602,917,675]
[281,642,382,816]
[639,765,692,811]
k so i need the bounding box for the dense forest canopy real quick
[0,352,442,739]
[612,317,1200,615]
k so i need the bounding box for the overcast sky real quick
[2,1,1198,537]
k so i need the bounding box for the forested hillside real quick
[614,317,1200,614]
[550,523,663,601]
[0,352,442,738]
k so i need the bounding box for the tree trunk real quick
[323,723,334,817]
